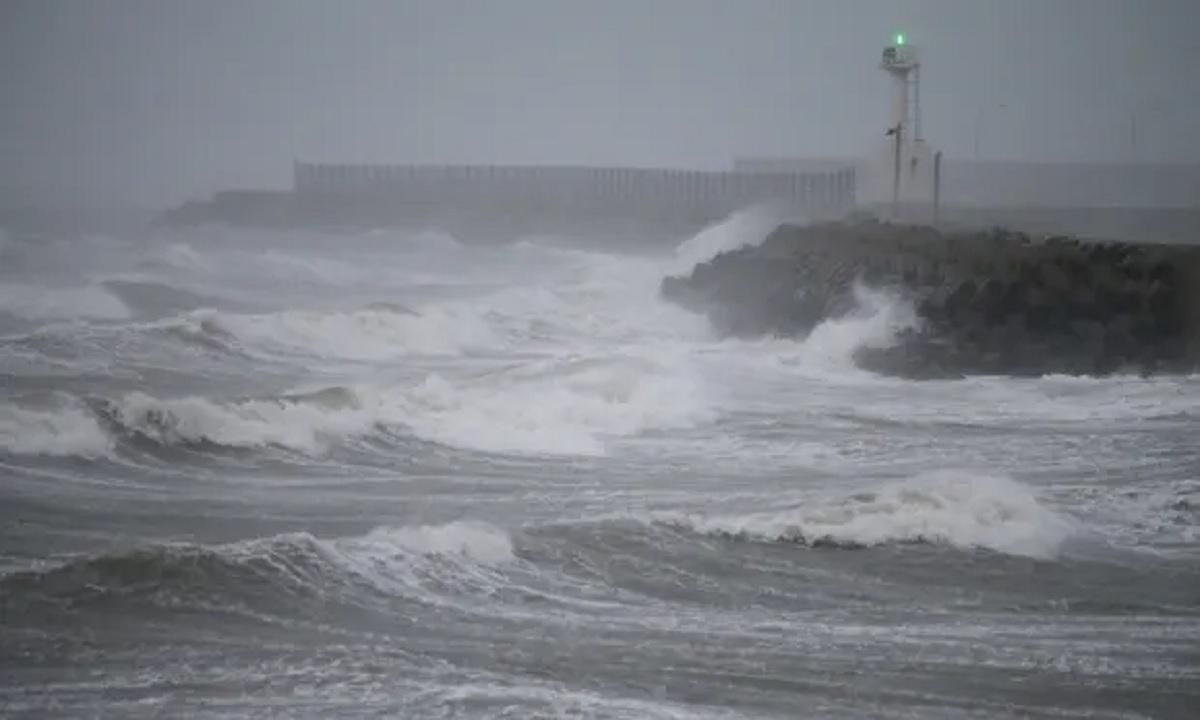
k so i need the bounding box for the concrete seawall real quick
[161,163,856,241]
[661,221,1200,377]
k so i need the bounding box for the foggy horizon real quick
[3,0,1200,209]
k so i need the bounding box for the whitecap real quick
[0,401,112,457]
[0,282,130,321]
[664,470,1075,559]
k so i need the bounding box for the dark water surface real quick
[2,220,1198,718]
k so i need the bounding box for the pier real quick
[289,161,857,235]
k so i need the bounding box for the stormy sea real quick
[1,213,1197,719]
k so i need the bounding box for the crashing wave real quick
[672,205,786,272]
[662,220,1200,378]
[398,354,714,456]
[91,387,374,454]
[101,278,233,319]
[178,303,495,361]
[1,349,712,458]
[660,471,1075,559]
[1,351,713,459]
[0,281,130,322]
[0,521,514,614]
[0,399,112,458]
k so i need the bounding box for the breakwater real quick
[661,221,1200,377]
[162,163,857,240]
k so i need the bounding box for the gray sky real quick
[2,0,1198,208]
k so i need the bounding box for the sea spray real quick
[673,205,787,272]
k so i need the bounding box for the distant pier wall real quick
[291,162,856,233]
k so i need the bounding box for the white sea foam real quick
[323,521,517,602]
[396,355,715,456]
[4,346,713,457]
[288,522,515,599]
[228,521,514,570]
[185,303,497,360]
[0,282,131,321]
[795,283,920,367]
[350,522,515,566]
[109,389,374,454]
[252,248,367,286]
[665,471,1075,559]
[717,283,920,381]
[474,250,711,348]
[673,205,786,272]
[161,521,515,606]
[89,347,712,457]
[147,242,211,272]
[0,401,112,457]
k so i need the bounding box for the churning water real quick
[1,215,1197,718]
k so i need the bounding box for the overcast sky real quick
[2,0,1198,208]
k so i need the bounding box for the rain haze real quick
[2,2,1200,719]
[3,0,1199,209]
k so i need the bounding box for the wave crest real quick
[673,205,784,272]
[0,282,130,322]
[93,388,372,454]
[399,355,714,456]
[0,400,112,457]
[1,521,514,613]
[182,303,494,360]
[663,471,1074,559]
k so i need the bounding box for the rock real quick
[659,219,1200,378]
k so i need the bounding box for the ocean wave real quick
[0,386,370,458]
[660,471,1075,559]
[172,349,713,459]
[141,241,212,272]
[672,205,784,272]
[0,399,112,457]
[250,247,370,286]
[92,387,374,455]
[179,303,496,360]
[1,356,713,458]
[0,281,130,322]
[100,278,240,319]
[0,521,514,614]
[399,355,714,456]
[769,283,920,374]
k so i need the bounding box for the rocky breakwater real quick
[661,220,1200,378]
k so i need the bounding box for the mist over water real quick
[1,212,1197,718]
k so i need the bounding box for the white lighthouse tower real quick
[866,32,937,217]
[881,33,920,143]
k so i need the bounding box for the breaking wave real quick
[175,303,497,360]
[0,521,515,615]
[92,387,373,455]
[0,388,368,458]
[398,354,714,456]
[1,351,713,458]
[0,281,131,322]
[770,283,921,373]
[662,471,1075,559]
[672,205,783,272]
[0,399,112,458]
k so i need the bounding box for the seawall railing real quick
[292,162,856,225]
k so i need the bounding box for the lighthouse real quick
[872,32,936,218]
[881,33,920,142]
